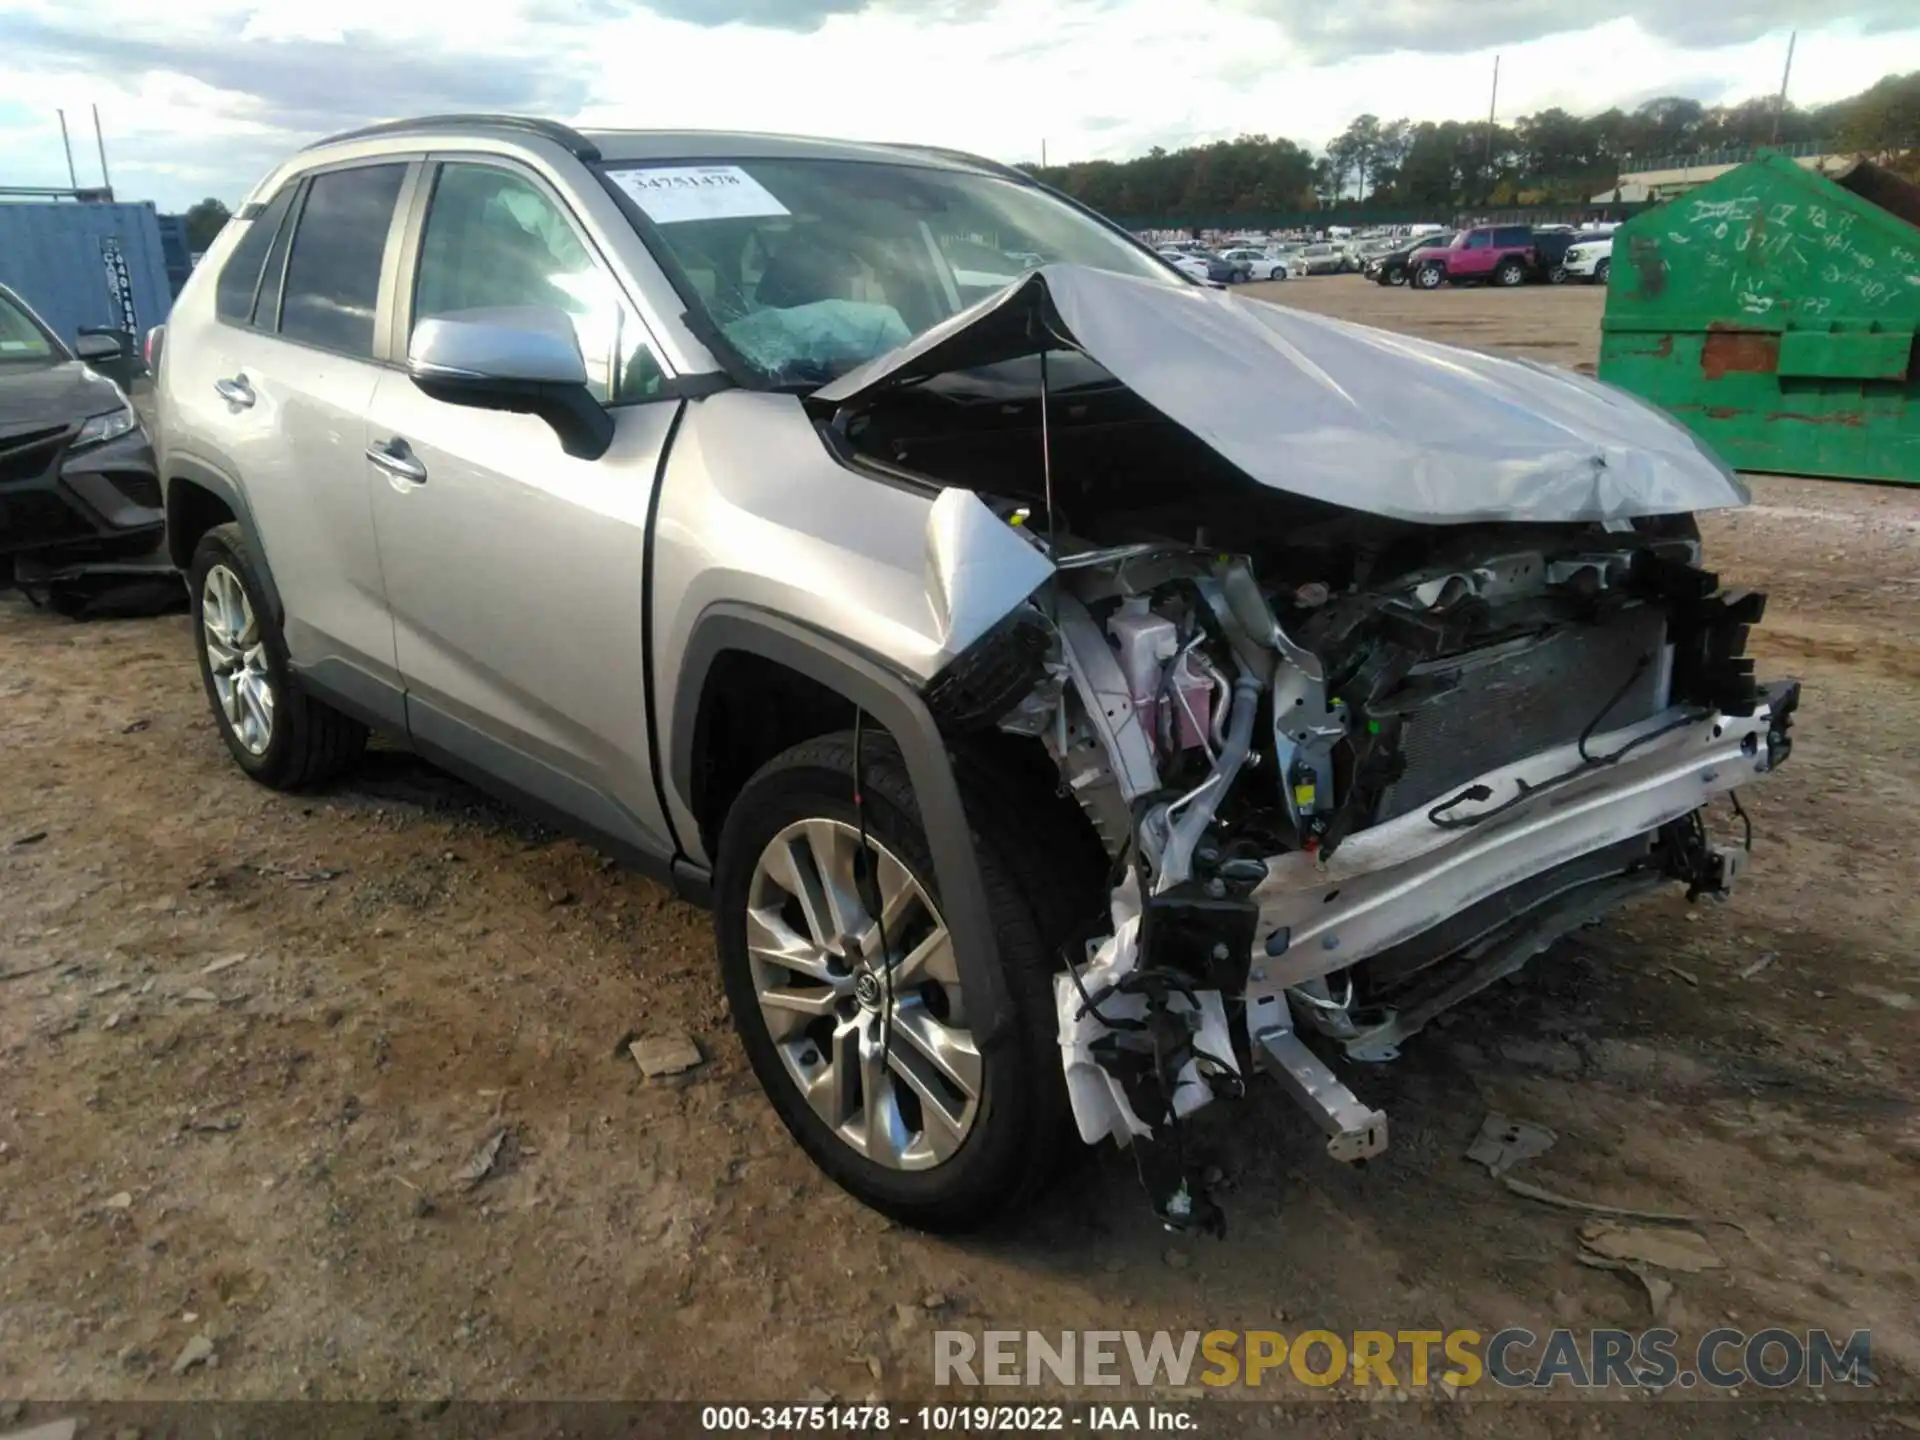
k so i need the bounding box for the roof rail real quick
[304,114,601,161]
[880,142,1030,183]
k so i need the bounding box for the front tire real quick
[1593,258,1611,285]
[714,733,1097,1231]
[189,523,366,790]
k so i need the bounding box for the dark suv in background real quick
[1409,226,1574,289]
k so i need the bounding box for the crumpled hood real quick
[814,264,1748,526]
[0,360,121,437]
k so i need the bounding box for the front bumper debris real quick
[1055,679,1798,1194]
[1246,684,1797,999]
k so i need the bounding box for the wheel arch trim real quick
[671,603,1014,1048]
[164,458,283,623]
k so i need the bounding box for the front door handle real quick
[213,375,254,408]
[366,438,427,485]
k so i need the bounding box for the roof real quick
[302,114,1019,180]
[589,130,1019,179]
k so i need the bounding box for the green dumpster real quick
[1598,152,1920,485]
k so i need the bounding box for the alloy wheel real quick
[201,563,274,755]
[745,818,980,1171]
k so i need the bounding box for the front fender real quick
[670,603,1014,1049]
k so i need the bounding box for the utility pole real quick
[56,109,78,190]
[1041,138,1048,168]
[1770,30,1796,145]
[92,103,112,196]
[1485,54,1501,199]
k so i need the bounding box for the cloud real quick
[0,12,590,136]
[611,0,992,32]
[1229,0,1918,63]
[0,0,1913,211]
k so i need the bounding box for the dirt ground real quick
[3,276,1918,1432]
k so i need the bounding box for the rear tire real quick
[1414,263,1445,290]
[714,732,1099,1231]
[189,523,366,790]
[1496,258,1527,287]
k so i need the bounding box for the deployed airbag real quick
[814,264,1750,525]
[725,299,911,379]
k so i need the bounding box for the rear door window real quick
[280,164,407,358]
[215,186,297,326]
[1495,226,1533,246]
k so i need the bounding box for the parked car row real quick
[1364,225,1614,291]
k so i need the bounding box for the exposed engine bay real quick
[914,494,1795,1233]
[812,265,1799,1235]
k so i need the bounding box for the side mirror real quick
[74,331,122,362]
[406,307,613,461]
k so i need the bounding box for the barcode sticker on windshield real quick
[608,166,790,225]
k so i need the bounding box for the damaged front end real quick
[811,265,1799,1233]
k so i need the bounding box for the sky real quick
[1,1,1916,212]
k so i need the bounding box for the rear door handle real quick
[214,376,254,408]
[366,438,427,485]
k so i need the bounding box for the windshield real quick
[0,290,61,364]
[603,158,1181,388]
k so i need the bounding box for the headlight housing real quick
[72,404,139,451]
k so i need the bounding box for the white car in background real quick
[1219,247,1293,280]
[1156,248,1215,283]
[1562,234,1614,284]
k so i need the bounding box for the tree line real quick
[1026,71,1920,220]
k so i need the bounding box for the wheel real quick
[1593,258,1611,285]
[1414,263,1445,290]
[1495,259,1527,287]
[714,732,1099,1231]
[1386,264,1408,286]
[1548,265,1570,285]
[189,523,366,789]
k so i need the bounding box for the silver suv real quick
[154,115,1797,1234]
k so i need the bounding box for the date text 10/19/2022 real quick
[700,1406,1195,1432]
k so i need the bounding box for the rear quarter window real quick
[215,186,297,326]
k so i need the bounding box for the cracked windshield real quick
[606,158,1176,386]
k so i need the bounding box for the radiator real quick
[1374,603,1671,823]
